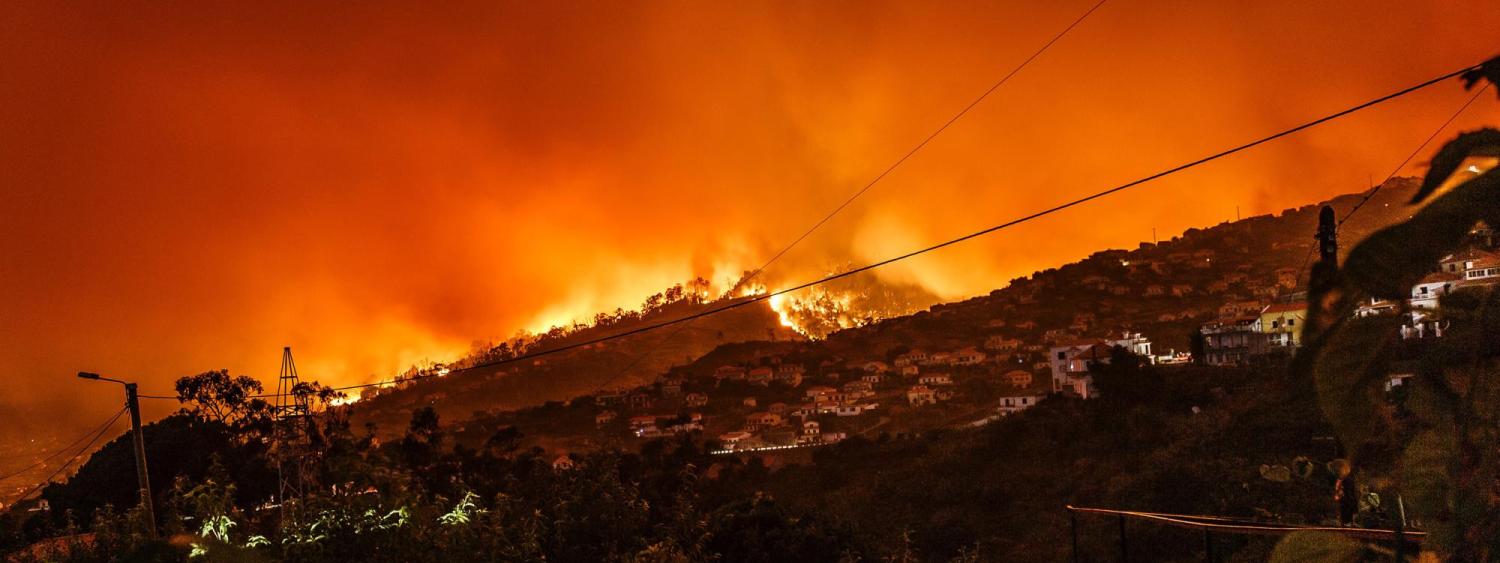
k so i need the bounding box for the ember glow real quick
[1,1,1498,425]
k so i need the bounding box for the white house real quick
[800,420,821,437]
[629,415,658,430]
[1411,272,1462,310]
[1355,298,1399,318]
[953,347,987,366]
[842,381,873,394]
[997,368,1049,414]
[1462,256,1500,284]
[1438,248,1499,275]
[1105,331,1153,359]
[1000,370,1034,388]
[918,374,953,386]
[996,393,1045,416]
[804,386,836,400]
[745,412,783,430]
[835,404,871,417]
[984,336,1023,352]
[907,385,937,406]
[893,351,923,367]
[1047,342,1113,399]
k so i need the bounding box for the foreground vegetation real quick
[1,354,1367,562]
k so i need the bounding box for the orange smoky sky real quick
[1,1,1497,423]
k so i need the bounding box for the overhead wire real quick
[581,0,1111,394]
[742,0,1110,282]
[4,407,128,505]
[130,59,1487,401]
[1292,82,1491,283]
[0,407,132,482]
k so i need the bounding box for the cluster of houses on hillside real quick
[1401,247,1500,336]
[587,337,1094,451]
[1196,247,1500,365]
[584,239,1500,451]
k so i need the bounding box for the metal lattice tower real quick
[274,346,313,514]
[275,346,310,420]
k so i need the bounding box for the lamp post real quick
[77,372,157,539]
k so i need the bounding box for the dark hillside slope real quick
[352,297,800,435]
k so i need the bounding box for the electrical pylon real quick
[273,346,313,516]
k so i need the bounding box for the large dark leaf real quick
[1468,171,1500,238]
[1402,429,1458,550]
[1344,175,1490,299]
[1460,55,1500,95]
[1310,316,1401,449]
[1413,128,1500,203]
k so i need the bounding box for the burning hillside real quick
[766,267,941,339]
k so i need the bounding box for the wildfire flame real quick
[341,267,936,394]
[768,293,798,330]
[764,268,938,339]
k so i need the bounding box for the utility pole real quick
[1316,205,1338,265]
[124,383,156,538]
[77,372,158,538]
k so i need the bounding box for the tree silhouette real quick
[174,369,271,427]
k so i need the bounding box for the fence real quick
[1066,505,1423,562]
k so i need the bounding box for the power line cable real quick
[583,0,1111,394]
[134,59,1486,400]
[1339,82,1491,228]
[742,0,1109,282]
[1292,82,1491,283]
[0,407,132,482]
[5,407,127,505]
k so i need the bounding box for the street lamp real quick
[77,371,157,539]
